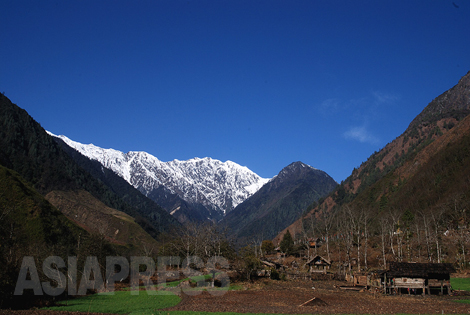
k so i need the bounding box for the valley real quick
[1,70,470,313]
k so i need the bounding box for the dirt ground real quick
[1,279,469,314]
[166,279,470,314]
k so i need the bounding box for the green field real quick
[451,277,470,305]
[451,277,470,291]
[44,275,240,315]
[46,290,180,315]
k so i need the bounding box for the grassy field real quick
[45,290,180,315]
[451,277,470,291]
[451,277,470,304]
[44,275,241,315]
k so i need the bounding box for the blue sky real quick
[1,0,469,183]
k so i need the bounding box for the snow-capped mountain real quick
[49,133,270,220]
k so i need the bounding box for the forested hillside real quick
[0,165,117,308]
[224,162,337,243]
[275,71,470,270]
[343,70,470,198]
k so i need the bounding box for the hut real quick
[306,255,331,273]
[383,262,456,295]
[352,272,369,287]
[256,260,276,277]
[308,238,322,249]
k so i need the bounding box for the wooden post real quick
[384,273,387,294]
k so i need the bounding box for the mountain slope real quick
[223,161,337,242]
[0,165,85,308]
[0,164,85,256]
[0,94,179,238]
[52,133,270,222]
[274,70,470,247]
[345,70,470,197]
[45,189,159,249]
[52,136,187,228]
[353,113,470,217]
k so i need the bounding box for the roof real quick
[261,260,276,268]
[306,255,331,266]
[386,262,456,279]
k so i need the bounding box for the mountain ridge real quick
[50,133,270,222]
[223,161,337,242]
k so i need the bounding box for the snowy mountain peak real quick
[48,132,270,217]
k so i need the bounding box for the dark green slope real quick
[0,165,94,308]
[0,94,179,238]
[223,161,337,242]
[0,164,84,257]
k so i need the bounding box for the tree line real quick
[295,193,469,272]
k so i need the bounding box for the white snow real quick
[47,131,271,215]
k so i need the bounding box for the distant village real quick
[244,233,463,297]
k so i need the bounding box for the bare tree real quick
[318,205,336,262]
[344,205,365,271]
[338,206,354,271]
[363,209,370,269]
[401,209,415,262]
[417,210,433,262]
[379,215,390,268]
[449,196,468,268]
[430,207,447,263]
[414,220,422,261]
[388,208,401,261]
[299,216,312,259]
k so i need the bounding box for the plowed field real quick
[1,280,469,314]
[166,280,470,314]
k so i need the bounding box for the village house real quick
[308,238,322,249]
[306,255,331,273]
[382,262,456,295]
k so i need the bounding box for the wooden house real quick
[383,262,456,295]
[308,238,322,248]
[306,255,331,273]
[352,272,369,287]
[255,260,274,277]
